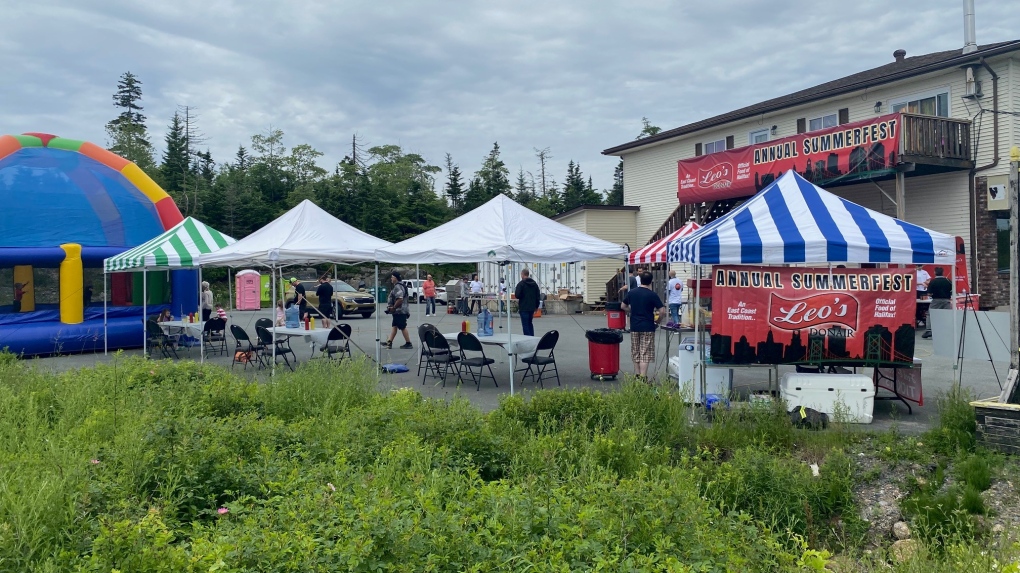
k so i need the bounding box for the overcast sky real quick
[1,0,1017,193]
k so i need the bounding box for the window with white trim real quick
[749,129,769,144]
[891,87,950,117]
[808,113,838,132]
[704,139,726,154]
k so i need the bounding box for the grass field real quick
[0,350,1017,572]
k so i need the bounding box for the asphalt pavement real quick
[23,302,1011,433]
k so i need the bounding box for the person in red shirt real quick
[12,282,27,313]
[422,274,437,316]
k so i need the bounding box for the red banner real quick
[678,113,901,203]
[709,266,916,365]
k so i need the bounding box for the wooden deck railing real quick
[899,113,973,169]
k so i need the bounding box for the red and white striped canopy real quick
[628,222,700,265]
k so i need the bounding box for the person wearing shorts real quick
[315,276,334,328]
[622,271,665,380]
[383,271,413,349]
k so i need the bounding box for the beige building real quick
[603,38,1020,308]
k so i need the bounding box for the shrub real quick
[924,387,977,456]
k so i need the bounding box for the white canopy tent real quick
[201,199,394,370]
[375,194,629,394]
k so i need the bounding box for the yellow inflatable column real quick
[12,266,35,312]
[59,243,84,324]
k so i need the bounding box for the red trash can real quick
[606,301,626,330]
[586,329,624,380]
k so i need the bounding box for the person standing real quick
[468,274,483,315]
[458,277,470,315]
[200,281,214,321]
[514,268,541,337]
[914,265,932,328]
[289,277,307,319]
[383,272,413,349]
[618,268,643,332]
[922,267,953,339]
[422,274,437,316]
[315,275,334,328]
[666,270,684,326]
[498,277,507,314]
[622,271,665,379]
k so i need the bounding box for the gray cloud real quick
[1,0,1016,193]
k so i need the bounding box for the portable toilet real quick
[236,270,261,310]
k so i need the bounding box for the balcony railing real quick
[899,113,973,169]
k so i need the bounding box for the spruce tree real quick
[443,153,464,210]
[606,159,624,205]
[161,112,189,196]
[105,71,156,172]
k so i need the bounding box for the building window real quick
[891,88,950,117]
[808,113,838,132]
[749,129,769,145]
[704,139,726,154]
[997,217,1011,272]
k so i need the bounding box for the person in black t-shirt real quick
[622,271,665,379]
[922,267,953,339]
[315,276,334,328]
[289,277,307,319]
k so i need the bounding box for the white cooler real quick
[669,338,732,403]
[779,373,875,424]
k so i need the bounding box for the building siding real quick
[617,50,1017,307]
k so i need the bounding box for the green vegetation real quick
[0,353,1017,571]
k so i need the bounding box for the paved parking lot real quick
[26,304,1011,433]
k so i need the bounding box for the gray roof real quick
[603,40,1020,156]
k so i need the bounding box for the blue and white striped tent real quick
[668,170,956,265]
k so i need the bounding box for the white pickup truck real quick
[401,279,448,304]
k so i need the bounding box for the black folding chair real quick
[422,330,460,386]
[256,326,296,371]
[519,330,560,388]
[416,324,452,376]
[324,324,353,361]
[202,318,228,356]
[146,319,179,359]
[230,324,264,370]
[457,332,497,390]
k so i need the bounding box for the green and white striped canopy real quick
[104,217,235,272]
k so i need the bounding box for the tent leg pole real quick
[199,267,204,363]
[508,278,514,397]
[375,264,380,376]
[272,266,278,376]
[416,264,420,323]
[228,267,233,316]
[143,269,147,359]
[103,272,108,355]
[333,264,338,320]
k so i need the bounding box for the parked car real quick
[294,280,376,318]
[402,279,448,305]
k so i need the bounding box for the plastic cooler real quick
[779,373,875,424]
[585,328,624,380]
[606,301,626,329]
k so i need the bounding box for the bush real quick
[924,387,977,456]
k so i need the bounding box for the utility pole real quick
[1007,146,1020,403]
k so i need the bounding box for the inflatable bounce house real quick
[0,133,198,356]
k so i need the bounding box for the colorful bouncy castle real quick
[0,133,198,355]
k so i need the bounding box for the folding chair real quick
[457,331,497,390]
[256,326,296,371]
[416,324,450,376]
[324,324,353,361]
[146,320,179,359]
[230,324,264,370]
[519,330,560,388]
[202,318,228,356]
[422,330,460,386]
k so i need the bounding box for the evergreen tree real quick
[160,112,189,198]
[463,177,487,212]
[637,117,662,139]
[105,71,156,172]
[476,142,511,201]
[605,159,624,205]
[443,153,464,210]
[514,167,535,206]
[235,146,250,170]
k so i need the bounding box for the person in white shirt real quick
[468,274,484,315]
[915,264,932,328]
[666,270,684,326]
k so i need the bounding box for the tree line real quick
[105,72,627,241]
